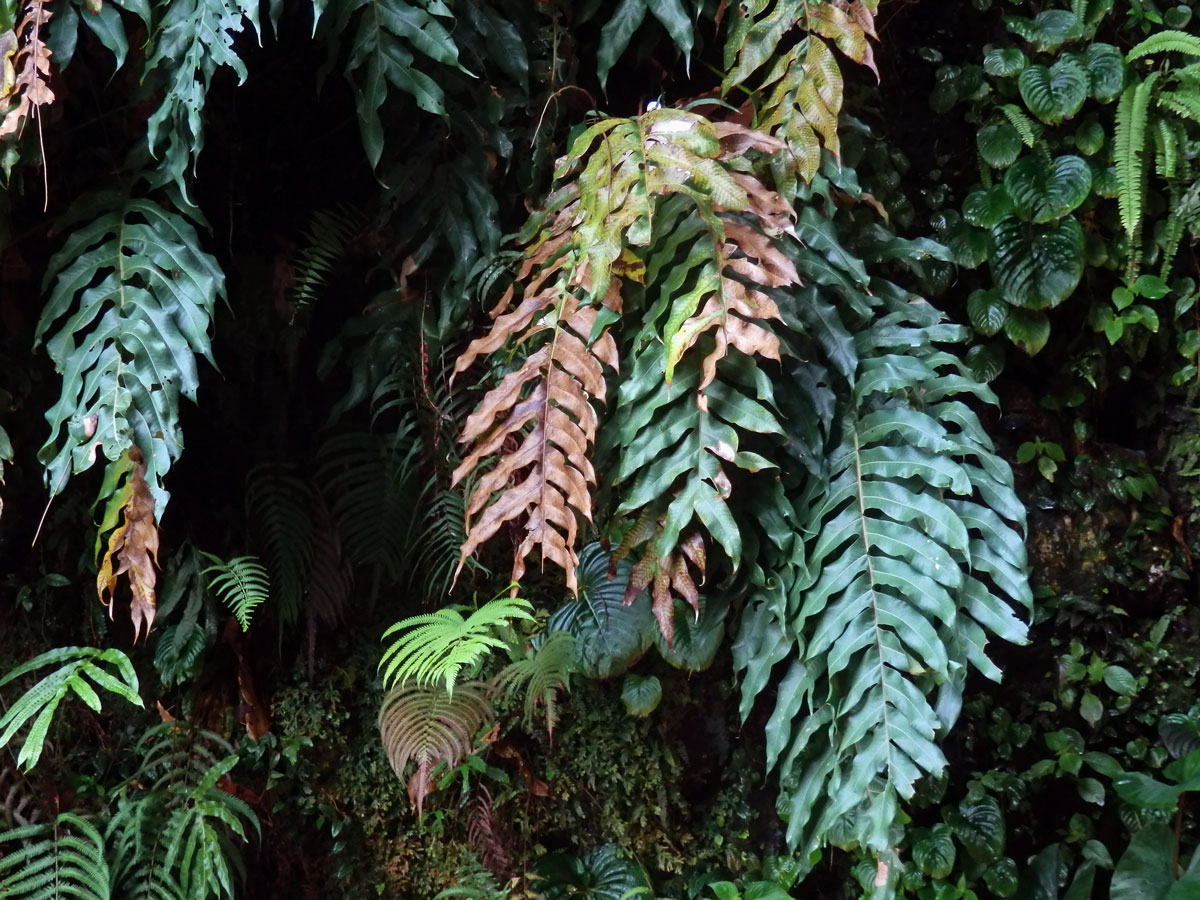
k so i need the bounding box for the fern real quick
[434,848,511,900]
[410,485,488,603]
[153,545,215,687]
[379,595,535,693]
[245,465,314,626]
[305,491,354,628]
[200,553,270,631]
[316,0,463,168]
[492,630,576,737]
[999,103,1042,148]
[0,647,143,771]
[1114,74,1159,247]
[378,681,492,815]
[1128,29,1200,61]
[0,813,111,900]
[0,0,53,140]
[288,206,363,320]
[34,191,224,515]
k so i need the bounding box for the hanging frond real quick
[34,191,223,515]
[246,465,314,626]
[465,788,511,883]
[288,206,364,319]
[378,681,493,815]
[434,848,511,900]
[0,647,143,771]
[305,491,354,628]
[380,595,535,693]
[200,553,270,631]
[95,447,161,640]
[0,813,111,900]
[591,0,699,89]
[492,630,576,737]
[0,0,54,139]
[1127,29,1200,60]
[410,486,488,603]
[1114,74,1160,244]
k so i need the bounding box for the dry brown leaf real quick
[96,446,159,642]
[0,0,54,139]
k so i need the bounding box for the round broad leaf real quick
[620,674,662,717]
[1165,4,1193,28]
[1019,57,1088,124]
[964,185,1015,229]
[1103,664,1137,696]
[984,857,1020,897]
[535,844,649,900]
[946,793,1005,862]
[913,824,956,879]
[978,123,1023,168]
[1159,709,1200,759]
[1114,772,1183,810]
[984,47,1028,77]
[1004,307,1052,355]
[946,221,991,267]
[991,215,1085,309]
[654,595,728,672]
[549,543,654,679]
[1005,10,1083,52]
[966,343,1006,381]
[968,289,1009,336]
[1111,823,1176,900]
[1004,154,1093,223]
[1085,43,1125,102]
[1075,118,1106,155]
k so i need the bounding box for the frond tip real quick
[201,553,270,631]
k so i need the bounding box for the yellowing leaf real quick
[96,446,160,641]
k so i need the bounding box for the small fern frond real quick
[434,848,510,900]
[466,788,511,883]
[0,813,111,900]
[410,486,488,603]
[290,206,363,318]
[200,553,270,631]
[1158,89,1200,126]
[246,465,314,626]
[380,595,535,693]
[999,103,1042,147]
[492,630,576,737]
[0,647,143,771]
[1128,29,1200,60]
[378,681,493,815]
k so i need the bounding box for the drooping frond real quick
[305,491,354,628]
[0,647,143,771]
[1114,74,1160,244]
[1127,29,1200,60]
[289,206,363,319]
[465,788,511,883]
[0,813,111,900]
[434,848,511,900]
[200,553,270,631]
[410,486,488,603]
[95,447,161,640]
[34,191,223,515]
[0,0,54,140]
[492,630,576,737]
[246,465,314,626]
[380,595,535,693]
[378,681,493,815]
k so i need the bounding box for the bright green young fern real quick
[380,594,535,693]
[492,630,576,737]
[200,553,270,631]
[0,646,143,771]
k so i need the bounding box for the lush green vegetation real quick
[1,0,1199,897]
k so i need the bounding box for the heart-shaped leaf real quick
[964,185,1015,229]
[966,343,1006,382]
[1004,307,1052,354]
[946,221,991,267]
[913,824,956,879]
[1085,43,1125,102]
[1005,10,1084,52]
[1075,118,1106,155]
[979,123,1023,168]
[984,47,1028,77]
[968,289,1009,336]
[1019,57,1089,124]
[991,214,1085,308]
[620,673,662,717]
[1004,154,1093,223]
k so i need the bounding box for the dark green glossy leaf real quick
[964,185,1015,229]
[620,674,662,717]
[1112,824,1176,900]
[984,47,1028,77]
[1005,10,1083,52]
[991,215,1085,309]
[913,824,956,878]
[968,289,1009,336]
[979,123,1023,168]
[1085,43,1125,102]
[1005,154,1092,223]
[1019,57,1089,124]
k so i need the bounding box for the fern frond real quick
[999,104,1042,147]
[378,681,492,815]
[1114,74,1160,245]
[0,0,54,140]
[380,595,535,693]
[246,465,314,626]
[200,553,270,632]
[465,788,511,883]
[305,491,354,628]
[1128,29,1200,60]
[289,206,363,318]
[0,813,111,900]
[34,192,223,515]
[0,647,143,771]
[316,431,420,580]
[1158,89,1200,125]
[492,630,576,737]
[410,486,487,603]
[434,847,510,900]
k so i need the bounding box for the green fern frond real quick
[1158,88,1200,125]
[1114,74,1160,245]
[200,553,270,631]
[378,681,492,815]
[380,595,535,693]
[245,465,314,626]
[0,647,143,771]
[1128,29,1200,60]
[492,630,576,737]
[434,849,511,900]
[289,206,362,319]
[409,486,488,603]
[999,104,1042,147]
[1154,116,1180,178]
[0,813,111,900]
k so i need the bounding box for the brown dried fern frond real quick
[466,785,512,882]
[378,681,493,815]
